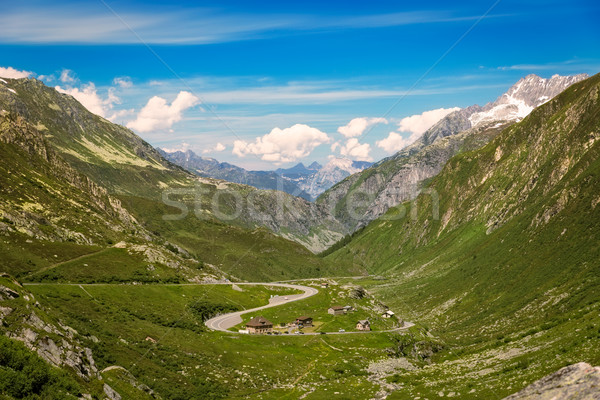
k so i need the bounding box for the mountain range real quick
[317,73,589,231]
[161,150,372,200]
[1,71,599,399]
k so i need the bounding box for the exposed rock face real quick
[1,279,100,381]
[504,362,600,400]
[318,74,586,232]
[469,73,589,127]
[281,158,373,199]
[103,384,123,400]
[160,149,313,200]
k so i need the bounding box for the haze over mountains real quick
[161,148,373,200]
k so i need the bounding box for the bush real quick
[0,336,82,398]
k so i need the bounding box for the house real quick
[246,316,273,334]
[382,310,395,318]
[343,305,353,312]
[356,320,371,331]
[145,336,157,343]
[295,316,313,327]
[320,282,329,288]
[328,306,346,315]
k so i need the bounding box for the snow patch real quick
[0,79,7,84]
[7,88,16,94]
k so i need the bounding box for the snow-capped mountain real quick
[301,157,372,198]
[277,158,372,199]
[469,73,588,127]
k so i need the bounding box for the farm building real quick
[295,316,313,327]
[328,306,345,315]
[246,316,273,334]
[356,320,371,331]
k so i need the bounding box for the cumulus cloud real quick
[60,69,76,84]
[376,107,460,154]
[202,142,226,154]
[233,124,330,164]
[397,107,460,136]
[337,117,388,138]
[376,131,422,153]
[127,91,199,133]
[113,76,133,88]
[0,66,32,79]
[55,83,121,119]
[162,142,191,153]
[338,138,372,161]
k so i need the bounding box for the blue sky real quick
[1,0,599,169]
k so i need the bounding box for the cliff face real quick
[318,74,588,232]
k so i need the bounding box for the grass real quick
[234,280,400,334]
[323,74,600,397]
[22,282,413,399]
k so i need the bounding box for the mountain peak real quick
[469,73,588,127]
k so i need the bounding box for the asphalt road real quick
[204,282,318,332]
[204,282,414,335]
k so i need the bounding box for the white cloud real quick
[397,107,460,136]
[162,142,191,153]
[202,142,226,154]
[375,107,459,154]
[233,124,330,164]
[0,66,32,79]
[376,131,422,153]
[59,69,76,84]
[339,138,372,161]
[113,76,133,88]
[127,91,199,133]
[55,83,121,119]
[337,117,387,138]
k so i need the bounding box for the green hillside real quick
[325,74,600,396]
[0,78,351,281]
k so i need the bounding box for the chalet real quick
[295,316,313,327]
[246,316,273,334]
[382,310,395,318]
[328,306,345,315]
[356,320,371,331]
[320,282,329,288]
[343,305,353,312]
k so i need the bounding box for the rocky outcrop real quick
[504,362,600,400]
[318,73,586,233]
[1,281,100,381]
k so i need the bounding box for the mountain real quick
[318,73,588,231]
[326,73,600,396]
[277,157,373,199]
[164,150,372,200]
[275,161,321,176]
[469,73,589,127]
[0,77,351,276]
[160,149,313,200]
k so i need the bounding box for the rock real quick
[503,362,600,400]
[103,384,122,400]
[0,285,19,300]
[0,306,13,321]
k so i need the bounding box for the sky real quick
[1,0,599,170]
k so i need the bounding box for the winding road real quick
[205,282,318,332]
[204,282,414,335]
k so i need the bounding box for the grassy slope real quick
[325,74,600,396]
[25,283,408,399]
[0,79,352,281]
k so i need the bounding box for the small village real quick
[239,282,403,335]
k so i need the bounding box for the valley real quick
[1,57,599,399]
